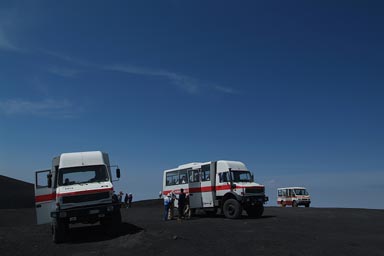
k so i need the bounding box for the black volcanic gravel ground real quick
[1,199,384,256]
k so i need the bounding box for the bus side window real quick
[219,172,228,183]
[179,169,188,184]
[188,170,194,183]
[189,169,200,183]
[224,172,229,182]
[201,164,210,181]
[166,171,178,186]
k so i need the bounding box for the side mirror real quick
[116,168,121,179]
[47,173,52,188]
[231,183,237,189]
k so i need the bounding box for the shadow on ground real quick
[66,222,144,244]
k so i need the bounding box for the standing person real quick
[178,188,186,220]
[128,193,133,208]
[124,193,128,208]
[169,191,176,220]
[118,191,123,207]
[163,193,172,221]
[184,193,191,219]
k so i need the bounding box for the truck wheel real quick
[52,219,66,243]
[223,199,242,219]
[305,203,310,208]
[247,206,264,218]
[292,201,298,207]
[281,201,286,207]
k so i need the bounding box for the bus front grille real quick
[245,187,264,194]
[62,192,110,204]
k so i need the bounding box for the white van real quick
[277,187,311,207]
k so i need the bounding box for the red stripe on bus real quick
[215,185,231,191]
[35,188,112,203]
[188,186,214,193]
[277,201,293,205]
[163,185,264,195]
[35,193,56,203]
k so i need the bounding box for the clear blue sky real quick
[1,1,383,209]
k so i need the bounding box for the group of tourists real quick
[163,188,190,221]
[116,191,133,208]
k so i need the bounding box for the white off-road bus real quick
[163,160,268,219]
[34,151,122,243]
[277,187,311,207]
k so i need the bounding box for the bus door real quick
[35,169,55,224]
[200,164,214,207]
[287,189,293,205]
[188,168,202,208]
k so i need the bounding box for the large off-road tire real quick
[246,206,264,218]
[292,201,298,207]
[305,203,310,208]
[52,219,67,243]
[223,199,242,219]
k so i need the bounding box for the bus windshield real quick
[293,189,309,196]
[58,165,109,186]
[230,170,252,182]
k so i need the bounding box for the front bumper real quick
[297,200,311,205]
[51,203,120,222]
[243,195,268,207]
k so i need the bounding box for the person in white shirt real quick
[163,193,172,221]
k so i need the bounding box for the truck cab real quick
[215,160,268,218]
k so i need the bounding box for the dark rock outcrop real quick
[0,175,34,209]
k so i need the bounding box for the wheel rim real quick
[228,204,235,216]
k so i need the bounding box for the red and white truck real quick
[163,160,268,219]
[34,151,122,243]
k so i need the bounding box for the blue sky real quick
[1,1,383,209]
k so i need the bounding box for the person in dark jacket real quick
[124,193,128,207]
[178,188,186,219]
[128,193,133,208]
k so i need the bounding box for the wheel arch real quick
[222,192,239,205]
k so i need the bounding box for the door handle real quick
[36,204,42,208]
